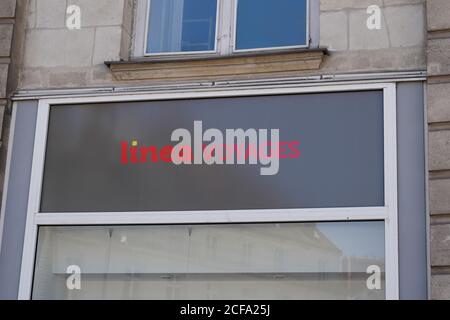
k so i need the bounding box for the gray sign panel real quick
[41,91,384,212]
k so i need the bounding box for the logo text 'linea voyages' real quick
[121,121,301,176]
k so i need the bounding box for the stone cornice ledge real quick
[106,49,327,82]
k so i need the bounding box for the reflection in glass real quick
[236,0,308,50]
[146,0,217,53]
[41,92,384,212]
[32,222,385,299]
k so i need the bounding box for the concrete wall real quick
[17,0,427,89]
[320,0,426,73]
[0,0,439,300]
[427,0,450,300]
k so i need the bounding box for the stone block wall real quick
[427,0,450,300]
[0,0,17,202]
[6,0,450,300]
[17,0,427,89]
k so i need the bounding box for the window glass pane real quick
[32,221,385,300]
[236,0,308,50]
[147,0,217,53]
[41,91,384,212]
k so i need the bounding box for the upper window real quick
[143,0,309,56]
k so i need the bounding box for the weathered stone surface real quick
[26,0,37,29]
[430,179,450,215]
[0,63,8,97]
[15,0,428,89]
[48,70,87,87]
[24,29,66,67]
[321,0,424,11]
[321,0,383,11]
[90,65,114,84]
[349,9,389,50]
[122,0,133,35]
[427,0,450,301]
[323,2,426,50]
[432,274,450,299]
[67,0,124,27]
[385,4,425,48]
[428,83,450,123]
[384,0,424,4]
[93,26,122,65]
[24,28,95,68]
[36,0,66,28]
[65,29,96,67]
[320,11,348,51]
[120,29,131,61]
[320,46,425,73]
[19,68,47,89]
[108,51,325,82]
[0,0,16,18]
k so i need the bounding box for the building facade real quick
[0,0,447,299]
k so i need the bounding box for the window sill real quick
[105,48,327,82]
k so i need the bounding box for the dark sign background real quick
[41,91,384,212]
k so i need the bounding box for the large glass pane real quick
[236,0,308,50]
[146,0,217,53]
[32,222,385,300]
[41,91,384,212]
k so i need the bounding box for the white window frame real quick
[17,82,398,300]
[136,0,311,58]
